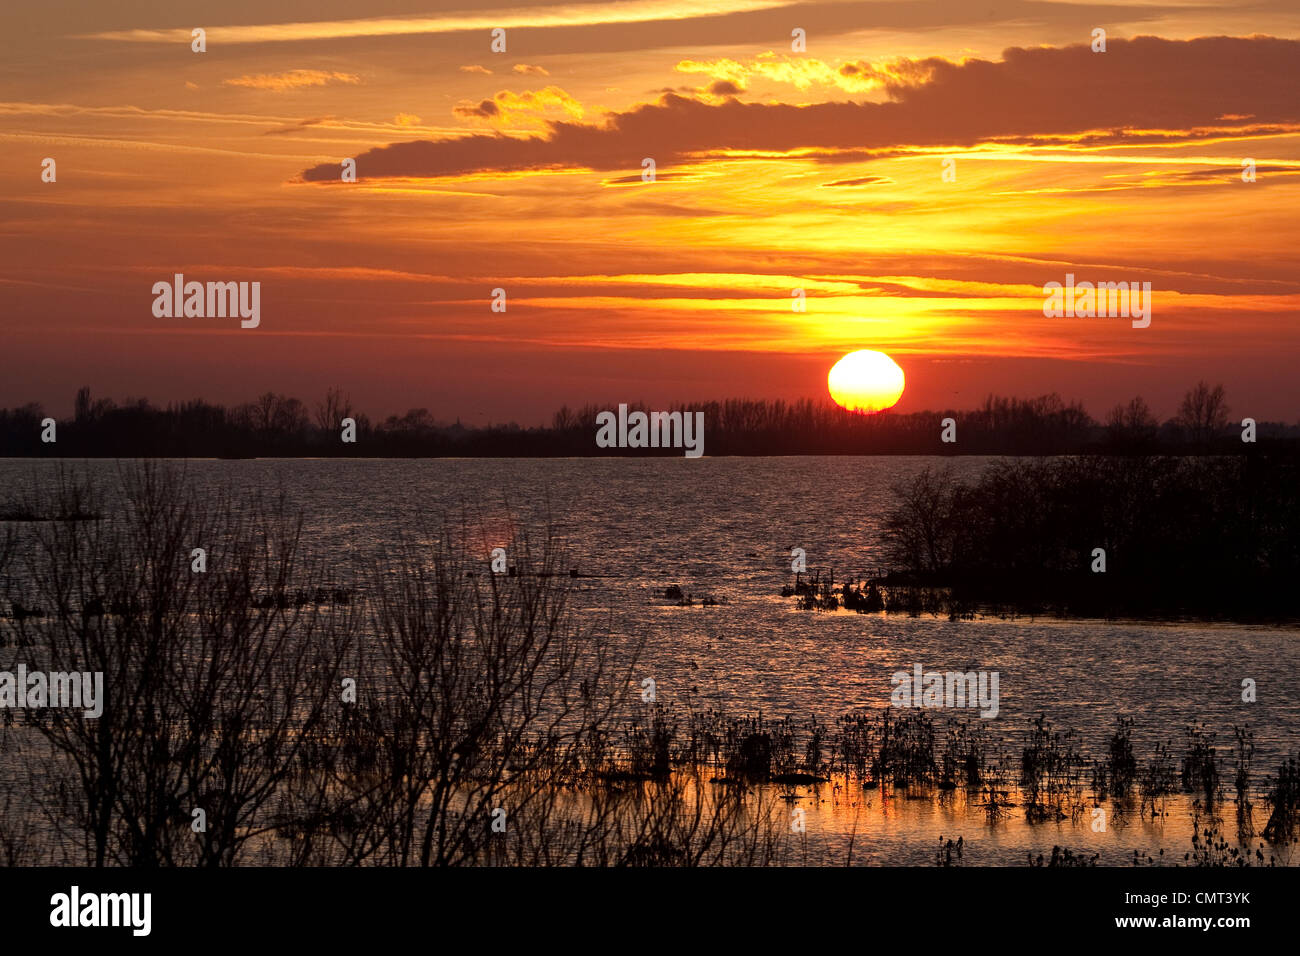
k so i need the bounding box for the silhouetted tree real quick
[1106,396,1159,449]
[1176,382,1229,444]
[314,387,354,432]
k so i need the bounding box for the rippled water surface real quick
[5,457,1298,864]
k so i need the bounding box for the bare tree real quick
[884,466,962,573]
[1106,396,1159,448]
[271,396,310,438]
[1175,382,1229,444]
[9,463,352,866]
[314,387,354,433]
[319,520,640,866]
[252,392,278,434]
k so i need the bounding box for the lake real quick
[2,456,1298,865]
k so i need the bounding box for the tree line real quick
[0,382,1293,457]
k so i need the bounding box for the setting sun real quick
[828,350,906,413]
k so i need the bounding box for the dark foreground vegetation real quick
[0,464,1298,865]
[874,454,1300,621]
[0,382,1293,457]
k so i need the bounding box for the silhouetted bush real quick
[883,455,1300,619]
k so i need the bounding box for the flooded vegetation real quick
[876,455,1300,621]
[0,462,1297,866]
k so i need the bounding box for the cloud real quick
[223,70,360,92]
[455,100,500,119]
[264,116,332,135]
[821,175,894,187]
[0,101,471,141]
[1067,164,1300,192]
[460,65,492,75]
[85,0,792,44]
[301,36,1300,181]
[836,58,938,92]
[676,53,936,94]
[452,87,585,126]
[602,172,695,184]
[675,58,749,86]
[394,112,423,127]
[513,64,550,76]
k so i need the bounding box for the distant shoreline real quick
[1,448,1293,459]
[2,387,1293,458]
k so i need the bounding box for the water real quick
[3,456,1298,865]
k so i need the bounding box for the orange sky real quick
[3,0,1299,423]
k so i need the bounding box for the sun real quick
[827,350,905,413]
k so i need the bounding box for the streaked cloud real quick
[83,0,797,44]
[223,70,361,92]
[821,175,894,187]
[264,116,333,135]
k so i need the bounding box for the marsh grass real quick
[1020,715,1086,823]
[1262,754,1300,844]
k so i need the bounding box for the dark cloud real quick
[821,175,894,187]
[1170,165,1295,181]
[266,116,332,135]
[301,36,1300,182]
[453,99,500,119]
[707,79,745,96]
